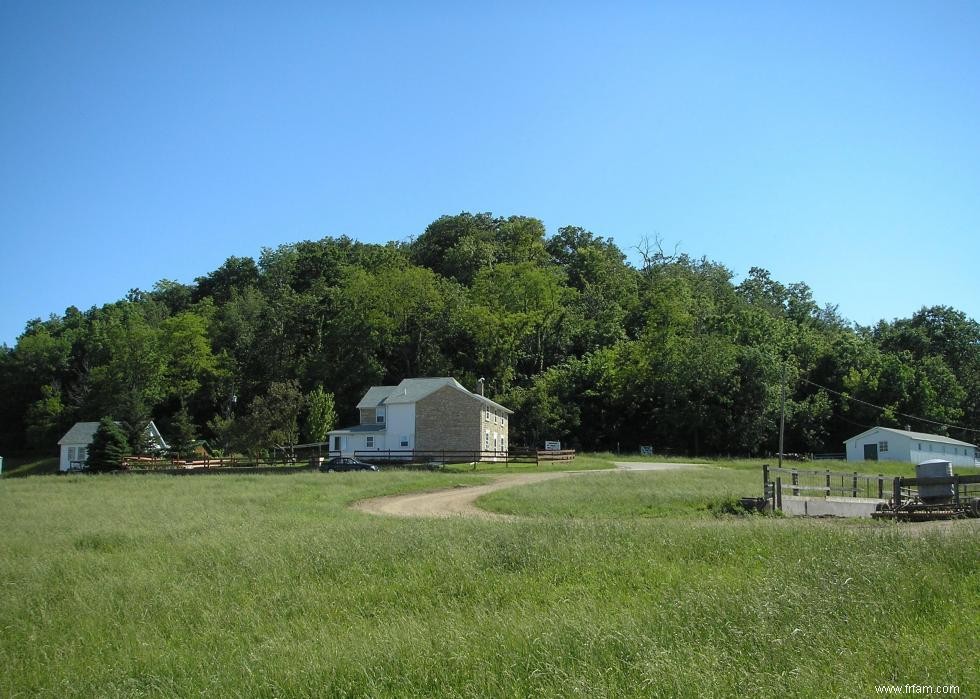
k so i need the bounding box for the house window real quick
[501,437,506,452]
[366,436,374,448]
[878,441,888,453]
[400,436,409,447]
[485,430,490,450]
[376,414,384,423]
[493,432,498,451]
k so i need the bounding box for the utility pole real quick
[778,360,786,469]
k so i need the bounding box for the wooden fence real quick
[122,454,312,471]
[352,448,575,467]
[122,447,577,473]
[764,464,980,512]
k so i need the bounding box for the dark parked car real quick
[320,456,379,472]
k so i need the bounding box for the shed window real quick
[400,436,409,447]
[878,441,888,453]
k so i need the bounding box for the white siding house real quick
[57,421,169,472]
[844,427,978,468]
[327,424,386,455]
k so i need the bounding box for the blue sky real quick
[2,1,978,346]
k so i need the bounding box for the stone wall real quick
[479,403,509,451]
[415,386,482,452]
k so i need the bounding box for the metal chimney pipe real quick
[477,377,485,396]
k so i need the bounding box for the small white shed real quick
[844,427,978,467]
[57,421,169,472]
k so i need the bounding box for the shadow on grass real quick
[1,453,60,478]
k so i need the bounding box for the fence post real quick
[825,470,831,496]
[852,472,858,498]
[775,476,782,511]
[877,475,884,500]
[953,475,961,508]
[791,470,799,496]
[763,463,769,500]
[893,477,902,508]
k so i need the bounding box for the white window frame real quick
[366,436,374,448]
[878,441,888,453]
[400,436,409,447]
[485,430,490,450]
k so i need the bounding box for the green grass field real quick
[1,458,977,697]
[478,466,759,518]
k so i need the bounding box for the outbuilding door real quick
[863,443,878,461]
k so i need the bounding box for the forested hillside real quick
[2,212,978,456]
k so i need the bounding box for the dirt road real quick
[352,462,698,520]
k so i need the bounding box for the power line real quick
[799,377,980,436]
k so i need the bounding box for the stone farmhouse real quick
[328,377,512,456]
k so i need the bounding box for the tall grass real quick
[0,471,977,697]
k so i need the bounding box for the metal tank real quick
[916,459,954,504]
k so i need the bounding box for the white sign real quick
[544,440,561,451]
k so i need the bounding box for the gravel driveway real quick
[352,462,698,520]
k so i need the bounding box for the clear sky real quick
[2,1,978,346]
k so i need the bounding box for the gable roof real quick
[58,422,102,445]
[57,420,170,449]
[356,386,399,409]
[845,426,976,448]
[357,377,513,414]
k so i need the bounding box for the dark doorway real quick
[863,443,878,461]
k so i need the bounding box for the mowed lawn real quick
[1,463,978,698]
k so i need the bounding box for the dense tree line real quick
[1,212,978,457]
